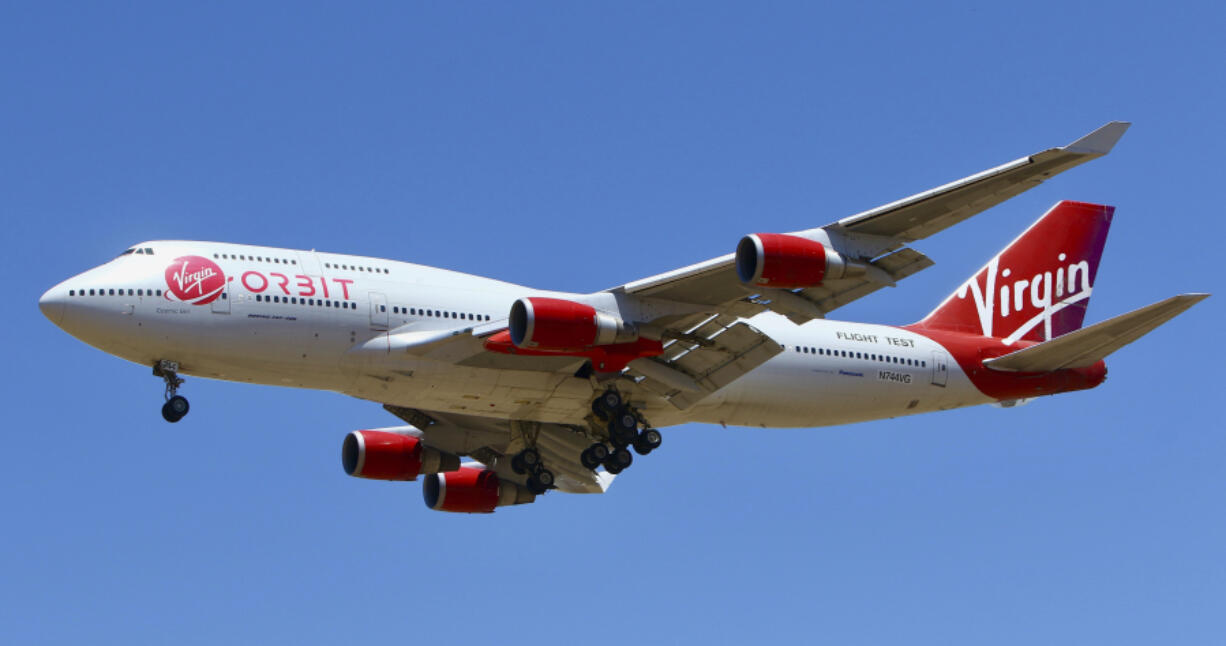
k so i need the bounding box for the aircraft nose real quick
[39,283,67,325]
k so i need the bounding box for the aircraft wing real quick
[612,122,1130,324]
[384,405,615,494]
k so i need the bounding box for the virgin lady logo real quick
[165,256,226,305]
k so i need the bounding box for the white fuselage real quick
[40,241,995,429]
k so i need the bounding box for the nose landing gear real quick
[154,360,190,423]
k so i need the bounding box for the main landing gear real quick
[510,446,555,495]
[585,387,662,475]
[154,360,190,423]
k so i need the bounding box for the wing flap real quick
[984,293,1208,372]
[630,315,783,410]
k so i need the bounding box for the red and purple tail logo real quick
[165,256,226,305]
[917,201,1114,343]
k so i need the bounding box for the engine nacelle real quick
[509,297,637,350]
[341,430,460,481]
[422,467,536,513]
[736,233,864,288]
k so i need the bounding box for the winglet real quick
[1063,121,1131,155]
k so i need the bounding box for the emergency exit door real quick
[369,292,389,331]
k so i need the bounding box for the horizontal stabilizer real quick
[984,293,1208,372]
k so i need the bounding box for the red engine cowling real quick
[422,467,536,513]
[736,233,859,288]
[342,430,460,481]
[509,297,637,350]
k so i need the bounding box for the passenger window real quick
[380,305,386,312]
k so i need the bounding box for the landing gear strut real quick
[510,446,554,495]
[586,387,663,474]
[154,360,189,423]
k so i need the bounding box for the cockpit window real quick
[119,247,155,257]
[120,248,135,256]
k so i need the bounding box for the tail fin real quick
[916,201,1114,343]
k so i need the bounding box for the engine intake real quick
[422,467,536,513]
[509,297,637,350]
[736,233,864,288]
[342,430,460,481]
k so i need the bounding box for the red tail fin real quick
[915,201,1114,343]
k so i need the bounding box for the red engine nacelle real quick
[736,233,861,288]
[509,297,637,350]
[342,430,460,481]
[422,467,536,513]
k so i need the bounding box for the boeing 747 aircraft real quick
[39,122,1207,513]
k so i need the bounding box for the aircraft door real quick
[296,250,323,276]
[369,292,389,331]
[930,350,949,387]
[211,280,231,314]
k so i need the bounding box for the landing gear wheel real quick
[591,389,623,420]
[526,476,547,495]
[608,410,639,447]
[519,447,540,469]
[161,396,189,423]
[580,443,609,470]
[633,428,662,455]
[154,360,189,424]
[535,469,554,488]
[603,447,633,474]
[511,454,527,475]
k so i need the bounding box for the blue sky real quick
[3,3,1223,644]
